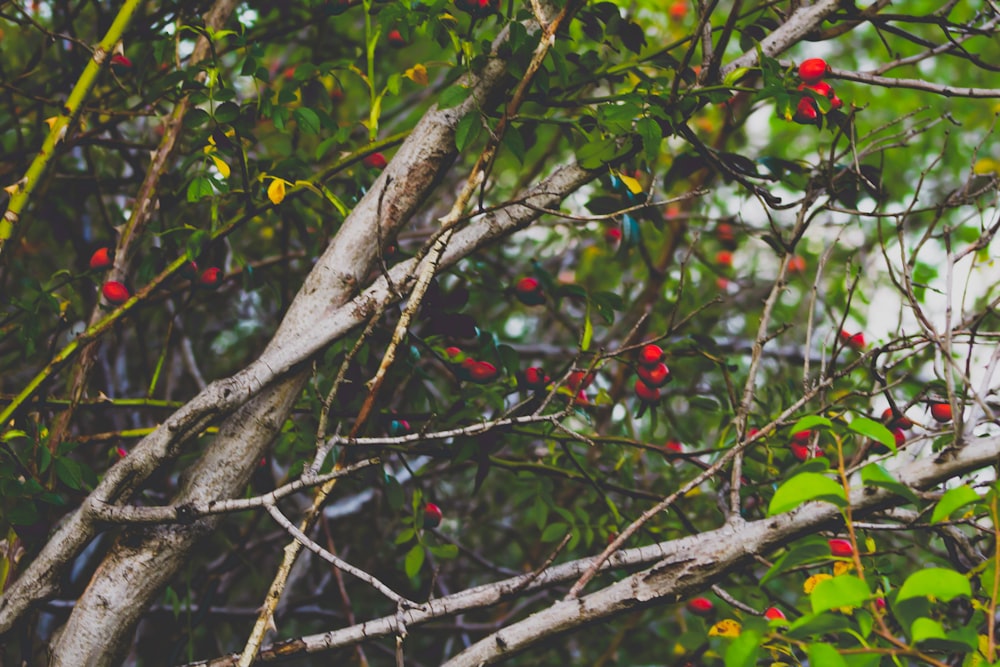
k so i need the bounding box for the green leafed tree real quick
[1,0,1000,665]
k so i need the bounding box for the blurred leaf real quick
[896,568,970,602]
[768,472,846,515]
[930,485,980,523]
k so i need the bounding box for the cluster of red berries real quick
[565,369,595,405]
[789,429,822,462]
[513,277,545,306]
[444,346,499,384]
[88,248,130,305]
[89,246,224,306]
[793,58,844,125]
[634,343,671,403]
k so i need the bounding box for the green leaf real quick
[576,136,620,169]
[395,528,415,545]
[860,464,920,506]
[293,107,321,134]
[635,116,662,164]
[429,543,459,559]
[896,568,971,602]
[581,300,593,352]
[541,522,569,542]
[768,472,846,515]
[791,415,833,432]
[807,643,848,667]
[785,611,853,639]
[54,457,84,491]
[439,85,470,110]
[186,229,210,260]
[723,67,750,88]
[404,544,425,578]
[502,125,526,164]
[849,417,896,451]
[186,176,215,202]
[455,112,480,152]
[930,485,980,523]
[724,630,761,667]
[810,576,871,614]
[910,617,947,643]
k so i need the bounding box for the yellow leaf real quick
[210,154,231,178]
[833,561,854,576]
[405,64,429,86]
[708,619,741,638]
[267,178,287,205]
[803,573,832,594]
[44,116,58,130]
[973,158,998,175]
[615,170,644,194]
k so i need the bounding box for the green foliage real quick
[1,0,999,664]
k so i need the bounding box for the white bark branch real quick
[185,433,1000,666]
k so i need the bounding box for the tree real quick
[1,0,999,664]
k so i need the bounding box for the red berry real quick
[798,58,830,84]
[444,346,463,361]
[180,260,199,280]
[764,607,786,621]
[637,344,664,366]
[636,362,671,388]
[790,443,818,462]
[791,430,812,443]
[423,503,443,528]
[634,379,661,403]
[828,538,853,557]
[101,281,130,304]
[881,407,911,430]
[875,598,887,610]
[574,390,589,406]
[522,366,549,390]
[715,250,733,267]
[930,402,952,423]
[829,94,844,109]
[514,277,545,306]
[787,255,806,273]
[893,428,905,448]
[793,97,819,124]
[604,226,622,243]
[387,29,406,47]
[199,267,223,288]
[798,80,834,98]
[89,247,113,270]
[668,0,687,20]
[716,222,737,250]
[839,330,866,350]
[115,446,128,458]
[467,360,499,384]
[566,370,595,392]
[110,53,132,76]
[362,152,387,169]
[686,597,714,616]
[664,440,682,453]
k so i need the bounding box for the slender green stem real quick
[0,0,145,257]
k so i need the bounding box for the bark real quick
[49,373,306,666]
[0,27,512,638]
[186,434,1000,666]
